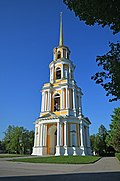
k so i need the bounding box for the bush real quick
[115,153,120,161]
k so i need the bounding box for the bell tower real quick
[40,12,82,118]
[32,13,91,156]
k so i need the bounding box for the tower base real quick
[32,146,92,156]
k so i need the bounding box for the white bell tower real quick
[32,13,92,156]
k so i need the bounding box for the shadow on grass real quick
[0,172,120,181]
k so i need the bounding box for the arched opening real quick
[56,67,61,79]
[57,51,61,59]
[70,131,76,147]
[63,49,66,58]
[54,93,60,111]
[64,68,68,78]
[48,125,57,155]
[67,52,69,59]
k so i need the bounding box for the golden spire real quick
[59,12,63,46]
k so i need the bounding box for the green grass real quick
[0,154,28,158]
[11,156,101,164]
[115,153,120,161]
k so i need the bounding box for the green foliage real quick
[106,107,120,152]
[63,0,120,34]
[115,153,120,161]
[90,134,96,153]
[63,0,120,101]
[3,125,34,154]
[90,124,114,156]
[0,140,5,152]
[91,42,120,102]
[94,134,107,156]
[98,124,107,138]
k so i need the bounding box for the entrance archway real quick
[48,125,57,155]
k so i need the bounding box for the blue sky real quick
[0,0,120,140]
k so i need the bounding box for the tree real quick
[90,125,113,156]
[90,134,96,154]
[91,42,120,102]
[0,140,5,153]
[106,107,120,152]
[28,130,34,154]
[98,124,107,139]
[63,0,120,34]
[3,125,34,154]
[94,134,104,155]
[94,125,108,155]
[3,125,14,153]
[63,0,120,101]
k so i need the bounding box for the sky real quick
[0,0,120,140]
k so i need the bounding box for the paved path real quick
[0,157,120,180]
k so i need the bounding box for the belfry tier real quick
[40,43,83,118]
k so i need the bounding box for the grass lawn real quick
[0,154,28,158]
[11,156,101,164]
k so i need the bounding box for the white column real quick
[77,124,80,147]
[44,91,48,111]
[61,64,64,78]
[66,87,68,109]
[42,124,45,146]
[50,66,53,82]
[68,89,70,109]
[44,92,46,111]
[40,124,43,146]
[79,94,82,116]
[52,67,54,81]
[55,122,61,156]
[64,121,68,155]
[69,66,71,79]
[42,124,47,146]
[47,90,50,111]
[86,126,90,148]
[49,91,51,111]
[73,88,76,116]
[60,123,63,146]
[66,51,67,59]
[80,124,84,147]
[61,88,64,109]
[34,126,37,147]
[44,124,47,146]
[41,92,45,112]
[64,121,68,146]
[57,122,60,146]
[38,125,41,146]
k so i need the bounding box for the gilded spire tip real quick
[59,12,63,46]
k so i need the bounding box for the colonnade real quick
[50,63,73,83]
[41,87,82,117]
[34,121,90,153]
[41,90,51,112]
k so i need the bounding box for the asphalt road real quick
[0,157,120,181]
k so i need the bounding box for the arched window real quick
[64,68,68,78]
[57,51,61,59]
[54,93,60,111]
[70,130,76,147]
[63,49,66,58]
[56,67,61,79]
[67,52,69,59]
